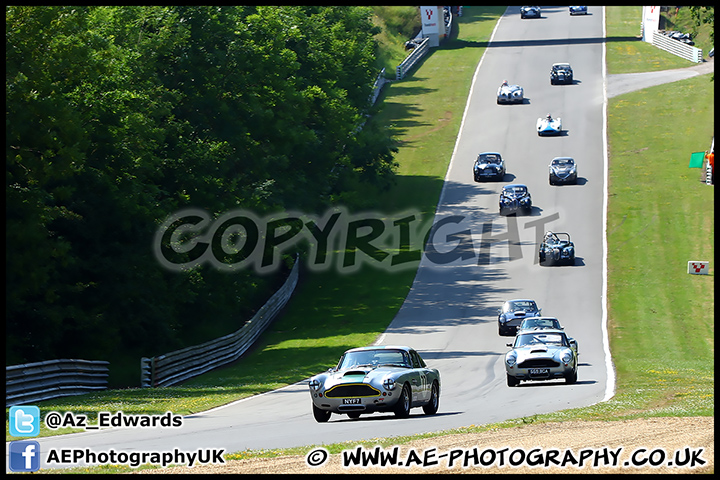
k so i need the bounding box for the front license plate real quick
[343,398,361,404]
[529,368,550,375]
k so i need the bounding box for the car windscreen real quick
[478,154,500,164]
[515,333,566,347]
[338,349,411,369]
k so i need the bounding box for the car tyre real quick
[313,404,331,423]
[423,381,440,415]
[393,383,411,418]
[507,374,520,387]
[565,370,578,385]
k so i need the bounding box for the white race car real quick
[537,114,562,136]
[497,81,524,104]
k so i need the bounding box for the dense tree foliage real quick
[6,6,397,386]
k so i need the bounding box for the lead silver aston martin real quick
[505,329,578,386]
[307,345,440,422]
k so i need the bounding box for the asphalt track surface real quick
[8,6,714,471]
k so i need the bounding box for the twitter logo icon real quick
[9,406,40,437]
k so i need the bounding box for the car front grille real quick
[518,359,559,368]
[324,384,380,398]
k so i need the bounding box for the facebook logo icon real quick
[9,441,41,472]
[9,405,40,437]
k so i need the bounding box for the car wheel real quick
[565,370,578,385]
[312,404,331,423]
[393,383,411,418]
[423,381,440,415]
[347,412,361,419]
[507,374,520,387]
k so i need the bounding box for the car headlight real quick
[561,352,573,364]
[506,352,517,367]
[382,378,396,390]
[308,378,321,391]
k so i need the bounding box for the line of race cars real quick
[307,6,588,422]
[496,7,583,387]
[497,299,579,387]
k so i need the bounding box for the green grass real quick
[605,5,707,73]
[6,6,714,472]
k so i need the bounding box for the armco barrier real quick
[396,37,430,80]
[141,255,299,387]
[652,30,703,63]
[6,359,110,407]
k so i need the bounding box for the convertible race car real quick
[307,345,440,422]
[473,151,506,181]
[520,6,541,19]
[499,184,532,216]
[537,114,562,136]
[548,156,578,185]
[569,6,588,15]
[497,80,524,104]
[539,231,575,266]
[550,63,574,85]
[497,299,542,336]
[505,329,578,386]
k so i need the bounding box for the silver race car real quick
[497,80,524,104]
[505,329,578,386]
[569,6,588,15]
[537,114,562,136]
[550,63,574,85]
[548,156,578,185]
[308,345,440,422]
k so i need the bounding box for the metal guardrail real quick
[396,37,430,80]
[140,255,300,387]
[6,359,110,407]
[652,30,703,63]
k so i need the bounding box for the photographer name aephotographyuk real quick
[154,207,561,274]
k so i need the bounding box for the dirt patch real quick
[136,416,713,474]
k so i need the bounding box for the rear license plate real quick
[529,368,550,375]
[343,398,361,404]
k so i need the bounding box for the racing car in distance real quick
[497,80,524,104]
[520,6,541,19]
[569,6,588,15]
[537,113,562,136]
[497,299,542,336]
[473,151,506,181]
[539,231,575,266]
[548,156,578,185]
[550,63,574,85]
[505,329,578,386]
[307,345,440,422]
[499,183,532,216]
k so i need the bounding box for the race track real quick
[15,6,613,470]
